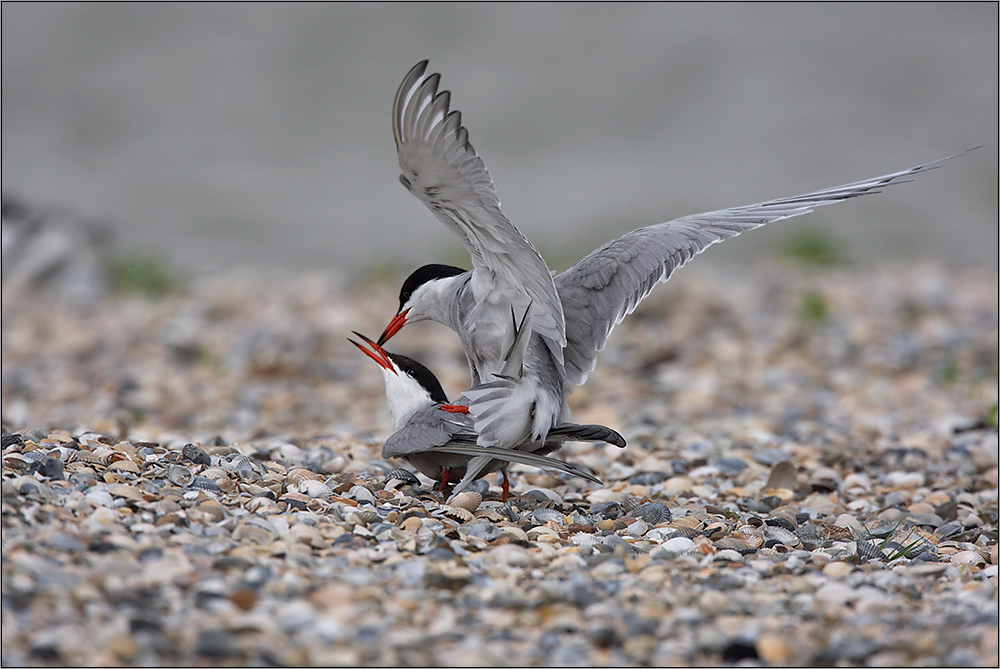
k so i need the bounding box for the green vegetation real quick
[781,225,847,267]
[798,290,830,326]
[110,253,177,297]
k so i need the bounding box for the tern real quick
[378,59,973,451]
[349,330,624,500]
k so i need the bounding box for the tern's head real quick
[349,331,448,428]
[377,264,467,345]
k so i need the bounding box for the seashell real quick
[189,476,221,494]
[201,466,230,481]
[352,507,381,525]
[385,469,420,486]
[763,525,800,547]
[571,532,601,546]
[113,441,137,456]
[71,449,103,464]
[298,479,333,499]
[715,536,750,552]
[3,453,32,471]
[522,488,563,505]
[496,524,529,542]
[795,524,825,549]
[565,523,596,534]
[287,467,322,484]
[246,496,279,514]
[349,485,377,505]
[166,464,193,487]
[622,496,645,514]
[233,516,279,544]
[625,519,648,537]
[227,455,261,478]
[669,516,705,531]
[658,536,695,556]
[474,508,505,522]
[449,491,482,513]
[764,516,797,532]
[279,491,312,510]
[496,502,520,522]
[634,502,672,525]
[855,539,888,562]
[731,531,764,549]
[107,458,140,473]
[532,508,565,525]
[702,521,731,540]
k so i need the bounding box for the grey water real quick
[3,4,997,277]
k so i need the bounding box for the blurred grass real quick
[798,290,830,326]
[110,253,177,297]
[780,224,847,267]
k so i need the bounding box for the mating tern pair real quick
[359,59,971,495]
[350,328,624,500]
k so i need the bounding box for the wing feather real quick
[557,151,976,386]
[392,61,566,364]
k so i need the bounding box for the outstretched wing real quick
[392,60,566,365]
[556,151,975,386]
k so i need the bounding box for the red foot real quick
[440,404,469,414]
[501,470,510,502]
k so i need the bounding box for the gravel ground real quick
[2,263,997,666]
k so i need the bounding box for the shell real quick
[227,454,261,478]
[298,479,333,499]
[634,502,672,525]
[571,532,601,546]
[855,539,888,562]
[763,525,800,547]
[190,476,221,494]
[166,464,193,487]
[449,491,482,513]
[625,519,648,536]
[107,458,140,473]
[532,508,565,525]
[287,467,322,484]
[385,469,420,486]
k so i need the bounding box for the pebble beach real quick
[2,262,997,666]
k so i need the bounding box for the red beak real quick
[348,331,396,374]
[377,308,409,346]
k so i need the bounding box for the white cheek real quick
[382,370,432,429]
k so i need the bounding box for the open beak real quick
[348,331,396,374]
[377,308,409,346]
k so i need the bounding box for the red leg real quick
[501,469,510,502]
[438,468,451,491]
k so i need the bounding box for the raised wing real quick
[392,60,566,364]
[556,151,975,386]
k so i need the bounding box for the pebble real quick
[0,264,994,666]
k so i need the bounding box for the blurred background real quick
[2,3,997,282]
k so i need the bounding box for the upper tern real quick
[349,331,624,500]
[378,59,974,450]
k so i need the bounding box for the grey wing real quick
[556,152,973,386]
[381,404,475,458]
[392,61,566,362]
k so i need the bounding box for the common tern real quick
[378,59,973,451]
[349,331,624,500]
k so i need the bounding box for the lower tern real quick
[377,59,974,451]
[349,331,624,500]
